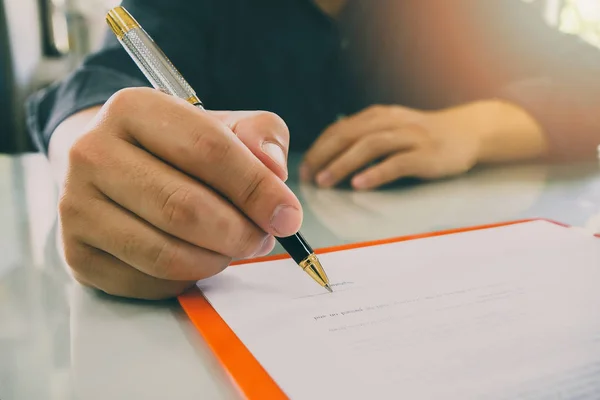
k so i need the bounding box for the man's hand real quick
[300,101,547,190]
[52,87,301,299]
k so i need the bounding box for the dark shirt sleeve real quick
[459,1,600,161]
[26,0,215,154]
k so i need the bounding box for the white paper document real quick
[197,221,600,399]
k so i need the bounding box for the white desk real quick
[2,153,600,400]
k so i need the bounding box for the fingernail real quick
[261,141,287,171]
[299,164,310,182]
[253,235,275,257]
[316,171,333,187]
[352,175,368,190]
[270,205,301,236]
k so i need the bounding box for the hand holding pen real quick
[51,7,330,300]
[107,6,331,292]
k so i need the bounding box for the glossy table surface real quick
[2,152,600,400]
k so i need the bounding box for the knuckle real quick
[381,131,398,142]
[367,104,387,115]
[237,169,268,209]
[68,132,102,167]
[328,134,349,151]
[214,216,238,255]
[223,220,263,258]
[158,184,197,228]
[104,87,145,113]
[67,127,118,173]
[359,135,378,149]
[403,124,429,144]
[190,128,231,164]
[370,133,395,151]
[391,105,407,117]
[58,196,81,223]
[63,241,91,275]
[237,229,262,258]
[255,111,290,140]
[117,229,145,263]
[148,240,182,280]
[148,239,230,281]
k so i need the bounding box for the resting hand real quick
[300,101,547,190]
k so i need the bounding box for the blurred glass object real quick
[559,0,600,47]
[40,0,71,56]
[78,0,122,51]
[50,1,70,54]
[43,0,121,59]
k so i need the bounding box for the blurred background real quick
[0,0,599,154]
[0,3,600,399]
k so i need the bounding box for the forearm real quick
[49,106,103,188]
[443,1,600,162]
[471,99,549,164]
[432,99,548,165]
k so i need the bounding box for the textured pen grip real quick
[120,27,201,104]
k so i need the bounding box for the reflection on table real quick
[2,153,600,400]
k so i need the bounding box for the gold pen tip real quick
[299,254,331,289]
[106,6,140,38]
[325,284,333,293]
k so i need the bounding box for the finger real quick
[351,151,426,190]
[82,136,270,259]
[314,130,420,188]
[60,192,231,281]
[100,88,302,237]
[211,111,290,181]
[66,242,196,300]
[301,105,405,179]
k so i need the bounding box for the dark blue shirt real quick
[26,0,600,158]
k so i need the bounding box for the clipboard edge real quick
[178,218,569,399]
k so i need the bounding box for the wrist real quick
[471,99,549,164]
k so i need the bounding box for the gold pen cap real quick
[106,6,140,39]
[105,6,202,107]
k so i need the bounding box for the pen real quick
[106,6,332,293]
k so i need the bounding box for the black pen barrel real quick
[276,232,313,264]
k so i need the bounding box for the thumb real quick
[209,110,290,181]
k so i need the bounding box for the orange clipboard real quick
[177,218,572,399]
